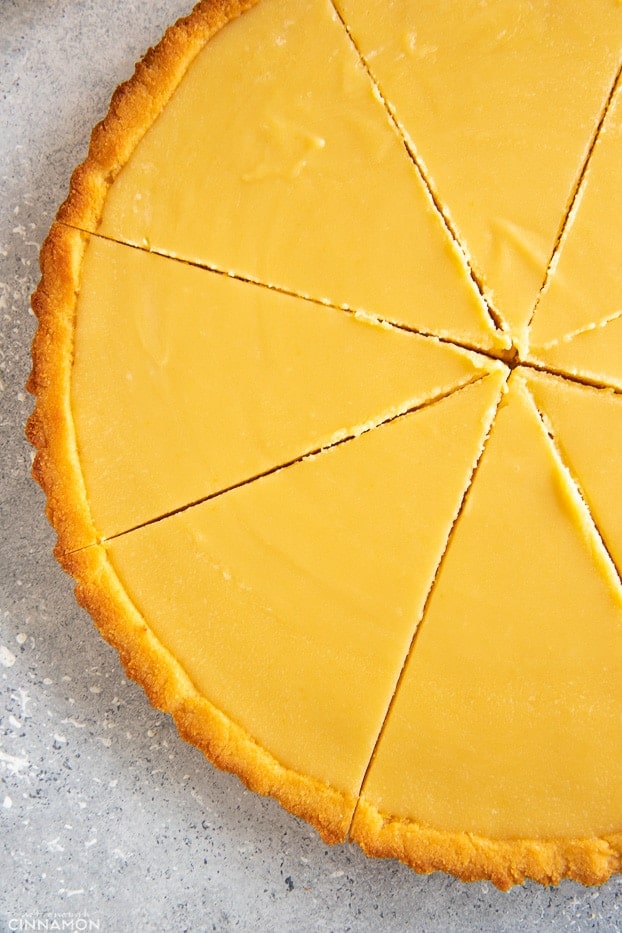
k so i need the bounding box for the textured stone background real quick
[1,1,622,929]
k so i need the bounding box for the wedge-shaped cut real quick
[105,372,506,839]
[353,375,622,887]
[528,315,622,392]
[70,231,498,545]
[526,370,622,577]
[529,81,622,351]
[74,0,501,350]
[335,0,622,343]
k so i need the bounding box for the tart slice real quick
[335,0,622,344]
[67,371,505,842]
[353,374,622,889]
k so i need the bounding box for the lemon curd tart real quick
[28,0,622,889]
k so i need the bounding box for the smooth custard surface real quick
[529,81,622,350]
[526,371,622,576]
[334,0,622,344]
[71,232,495,542]
[106,374,505,796]
[358,375,622,839]
[94,0,503,350]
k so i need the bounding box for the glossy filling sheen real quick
[63,0,622,852]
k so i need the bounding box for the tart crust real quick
[352,799,622,892]
[27,0,622,887]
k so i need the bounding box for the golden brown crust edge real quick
[27,224,96,555]
[26,0,622,888]
[351,799,622,891]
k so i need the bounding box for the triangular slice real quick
[526,369,622,577]
[529,81,622,350]
[335,0,622,344]
[64,0,502,350]
[353,375,622,887]
[104,372,506,840]
[528,314,622,391]
[71,230,499,544]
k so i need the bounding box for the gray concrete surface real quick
[2,1,622,930]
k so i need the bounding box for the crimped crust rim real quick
[351,798,622,891]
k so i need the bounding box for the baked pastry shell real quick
[26,0,622,888]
